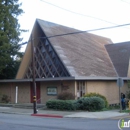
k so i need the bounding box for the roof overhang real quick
[74,76,130,81]
[0,77,75,83]
[0,76,130,83]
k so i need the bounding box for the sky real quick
[18,0,130,52]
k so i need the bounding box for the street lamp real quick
[31,34,37,114]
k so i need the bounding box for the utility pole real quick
[117,77,124,112]
[31,34,37,114]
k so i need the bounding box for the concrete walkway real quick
[0,106,129,119]
[64,110,129,119]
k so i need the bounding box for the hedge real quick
[84,93,108,108]
[75,97,105,111]
[46,97,105,111]
[46,100,76,110]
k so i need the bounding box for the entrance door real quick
[30,82,41,103]
[77,81,85,98]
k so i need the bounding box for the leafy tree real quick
[0,0,25,79]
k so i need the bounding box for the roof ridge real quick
[36,18,112,41]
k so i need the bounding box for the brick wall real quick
[86,81,128,104]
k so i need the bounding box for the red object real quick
[30,82,41,103]
[31,114,63,118]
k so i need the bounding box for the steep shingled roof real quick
[37,19,117,77]
[105,41,130,77]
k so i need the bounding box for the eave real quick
[0,76,130,83]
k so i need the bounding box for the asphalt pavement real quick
[0,105,129,119]
[0,113,121,130]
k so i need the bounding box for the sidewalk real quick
[0,106,129,119]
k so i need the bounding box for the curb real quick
[0,111,32,115]
[0,111,63,118]
[31,114,63,118]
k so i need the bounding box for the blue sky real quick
[18,0,130,51]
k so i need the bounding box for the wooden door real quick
[30,82,41,103]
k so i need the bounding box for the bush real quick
[46,97,105,111]
[75,97,105,111]
[46,100,76,110]
[1,95,10,103]
[126,90,130,100]
[57,91,75,100]
[84,93,108,108]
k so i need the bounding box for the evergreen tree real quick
[0,0,24,79]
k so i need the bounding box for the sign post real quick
[117,77,124,112]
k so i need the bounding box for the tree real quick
[0,0,24,79]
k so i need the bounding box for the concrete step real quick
[0,103,46,109]
[0,103,14,107]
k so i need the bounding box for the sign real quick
[117,77,124,87]
[118,118,130,129]
[47,87,57,95]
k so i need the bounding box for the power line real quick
[121,0,130,4]
[47,23,130,38]
[19,23,130,46]
[19,42,28,46]
[40,0,129,28]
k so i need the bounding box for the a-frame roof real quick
[16,19,117,79]
[105,41,130,77]
[37,19,117,77]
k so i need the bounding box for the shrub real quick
[1,95,10,103]
[46,97,105,111]
[75,97,105,111]
[57,91,75,100]
[84,93,108,108]
[46,100,76,110]
[126,90,130,99]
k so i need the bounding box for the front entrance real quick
[77,81,85,98]
[30,82,41,103]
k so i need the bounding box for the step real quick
[0,103,46,109]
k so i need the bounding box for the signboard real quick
[47,87,57,95]
[117,77,124,87]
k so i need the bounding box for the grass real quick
[101,105,121,111]
[102,104,130,113]
[121,109,130,113]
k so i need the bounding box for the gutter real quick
[0,76,129,83]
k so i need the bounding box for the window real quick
[47,87,57,95]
